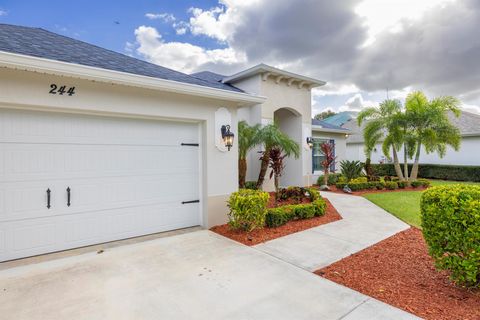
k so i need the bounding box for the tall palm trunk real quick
[403,144,409,183]
[392,148,404,180]
[239,158,247,188]
[256,146,271,190]
[410,142,422,180]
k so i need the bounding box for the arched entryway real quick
[273,107,303,187]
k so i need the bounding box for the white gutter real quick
[0,51,266,105]
[312,125,350,134]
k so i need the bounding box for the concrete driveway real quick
[0,230,417,320]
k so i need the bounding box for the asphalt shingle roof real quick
[190,71,243,92]
[0,24,243,93]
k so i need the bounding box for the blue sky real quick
[0,0,223,52]
[1,0,479,115]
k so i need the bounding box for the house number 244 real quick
[49,84,76,96]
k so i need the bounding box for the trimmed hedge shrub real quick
[421,186,480,287]
[385,181,398,190]
[411,179,430,188]
[372,163,480,182]
[316,173,343,186]
[306,187,321,201]
[227,189,269,231]
[265,197,327,228]
[265,206,294,228]
[292,203,316,219]
[313,199,327,216]
[398,181,407,189]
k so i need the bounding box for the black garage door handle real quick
[67,187,71,207]
[182,200,200,204]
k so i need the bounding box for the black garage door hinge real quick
[182,200,200,204]
[181,143,199,146]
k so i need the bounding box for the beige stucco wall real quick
[0,68,240,228]
[234,75,314,189]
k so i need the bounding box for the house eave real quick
[312,125,350,134]
[222,63,326,88]
[0,51,267,105]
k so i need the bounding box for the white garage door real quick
[0,109,201,262]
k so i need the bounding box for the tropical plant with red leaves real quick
[261,147,286,196]
[320,142,336,186]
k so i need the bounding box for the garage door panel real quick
[0,109,201,262]
[0,109,198,146]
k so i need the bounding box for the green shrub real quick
[385,181,398,190]
[398,181,407,189]
[306,188,320,201]
[337,176,348,184]
[313,199,327,216]
[244,181,257,190]
[316,173,343,186]
[350,177,368,184]
[335,183,347,190]
[227,189,269,231]
[367,181,378,189]
[417,178,431,187]
[292,203,316,219]
[265,206,294,228]
[421,186,480,287]
[340,160,364,181]
[371,163,480,182]
[375,181,386,190]
[348,182,369,191]
[411,180,422,188]
[264,197,328,227]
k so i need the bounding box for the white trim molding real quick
[0,51,266,105]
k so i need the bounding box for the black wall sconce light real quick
[306,137,314,149]
[221,125,234,151]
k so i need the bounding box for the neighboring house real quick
[0,24,346,262]
[340,111,480,166]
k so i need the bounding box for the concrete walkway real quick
[255,192,410,271]
[0,230,418,320]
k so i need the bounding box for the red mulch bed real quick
[325,185,427,196]
[210,198,342,246]
[316,228,480,320]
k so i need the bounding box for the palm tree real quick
[357,99,405,180]
[238,121,261,188]
[405,91,461,180]
[255,124,300,190]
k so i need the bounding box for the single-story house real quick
[0,24,347,262]
[339,111,480,165]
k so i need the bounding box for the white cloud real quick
[0,9,7,16]
[134,26,246,73]
[337,93,379,112]
[188,0,261,42]
[355,0,456,46]
[173,21,189,35]
[145,13,176,23]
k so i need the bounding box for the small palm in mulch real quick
[210,194,342,246]
[316,228,480,320]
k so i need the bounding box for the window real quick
[312,138,335,172]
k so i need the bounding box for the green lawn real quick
[363,180,480,228]
[364,191,423,227]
